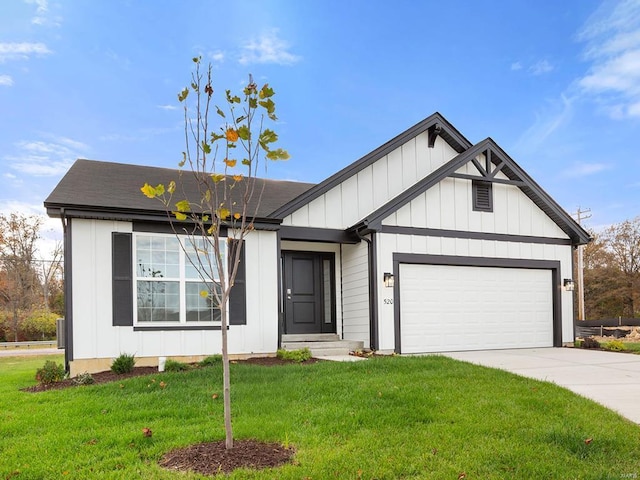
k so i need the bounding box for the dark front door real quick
[282,251,335,334]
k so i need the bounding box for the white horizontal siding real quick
[71,219,278,361]
[341,241,370,346]
[283,134,460,228]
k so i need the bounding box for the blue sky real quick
[1,0,640,253]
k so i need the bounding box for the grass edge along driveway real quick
[1,354,639,479]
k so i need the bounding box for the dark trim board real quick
[271,113,472,219]
[351,138,591,245]
[381,225,572,245]
[63,215,73,370]
[279,225,359,244]
[392,253,562,353]
[133,325,225,331]
[369,233,379,350]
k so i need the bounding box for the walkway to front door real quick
[282,251,336,335]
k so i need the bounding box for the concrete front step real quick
[281,335,365,357]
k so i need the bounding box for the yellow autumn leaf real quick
[233,213,241,220]
[175,200,190,212]
[168,180,176,194]
[210,173,225,183]
[232,174,243,182]
[217,208,231,219]
[224,158,237,168]
[173,211,187,221]
[199,290,209,298]
[141,183,157,199]
[225,128,239,142]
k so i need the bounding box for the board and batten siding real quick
[282,134,460,229]
[375,232,574,352]
[382,164,568,238]
[341,240,370,345]
[70,218,279,364]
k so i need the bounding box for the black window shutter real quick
[112,232,134,326]
[473,180,493,212]
[228,239,247,325]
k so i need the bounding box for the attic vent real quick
[472,180,493,212]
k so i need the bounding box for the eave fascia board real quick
[354,138,494,230]
[351,137,591,246]
[269,112,472,220]
[44,204,282,230]
[483,139,591,245]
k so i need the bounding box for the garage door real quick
[399,264,553,353]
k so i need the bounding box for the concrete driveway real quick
[440,348,640,424]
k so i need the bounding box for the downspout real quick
[354,225,379,351]
[60,208,72,372]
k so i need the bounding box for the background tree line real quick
[582,216,640,320]
[0,213,63,342]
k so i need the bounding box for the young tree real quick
[141,57,288,449]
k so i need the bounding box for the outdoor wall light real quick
[563,279,576,291]
[383,272,394,288]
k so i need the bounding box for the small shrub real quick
[603,339,625,352]
[73,371,95,385]
[276,348,312,363]
[581,337,600,349]
[35,360,66,385]
[199,355,222,367]
[111,353,136,374]
[164,359,190,372]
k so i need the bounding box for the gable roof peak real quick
[271,112,473,219]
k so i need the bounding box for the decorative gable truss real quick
[349,137,591,246]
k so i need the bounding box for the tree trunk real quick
[12,304,18,342]
[221,296,233,449]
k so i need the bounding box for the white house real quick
[45,113,590,375]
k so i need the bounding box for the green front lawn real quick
[1,354,639,479]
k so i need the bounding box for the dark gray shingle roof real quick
[45,159,315,220]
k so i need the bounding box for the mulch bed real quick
[159,439,295,476]
[21,356,321,393]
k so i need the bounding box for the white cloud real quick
[0,74,13,86]
[158,104,178,111]
[210,50,225,63]
[510,61,523,71]
[0,42,52,62]
[515,94,574,152]
[24,0,61,27]
[561,162,611,178]
[529,59,554,75]
[577,0,640,118]
[239,29,301,65]
[6,136,88,177]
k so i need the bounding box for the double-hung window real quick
[134,233,225,325]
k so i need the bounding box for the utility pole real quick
[573,207,591,321]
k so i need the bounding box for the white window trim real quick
[133,232,227,326]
